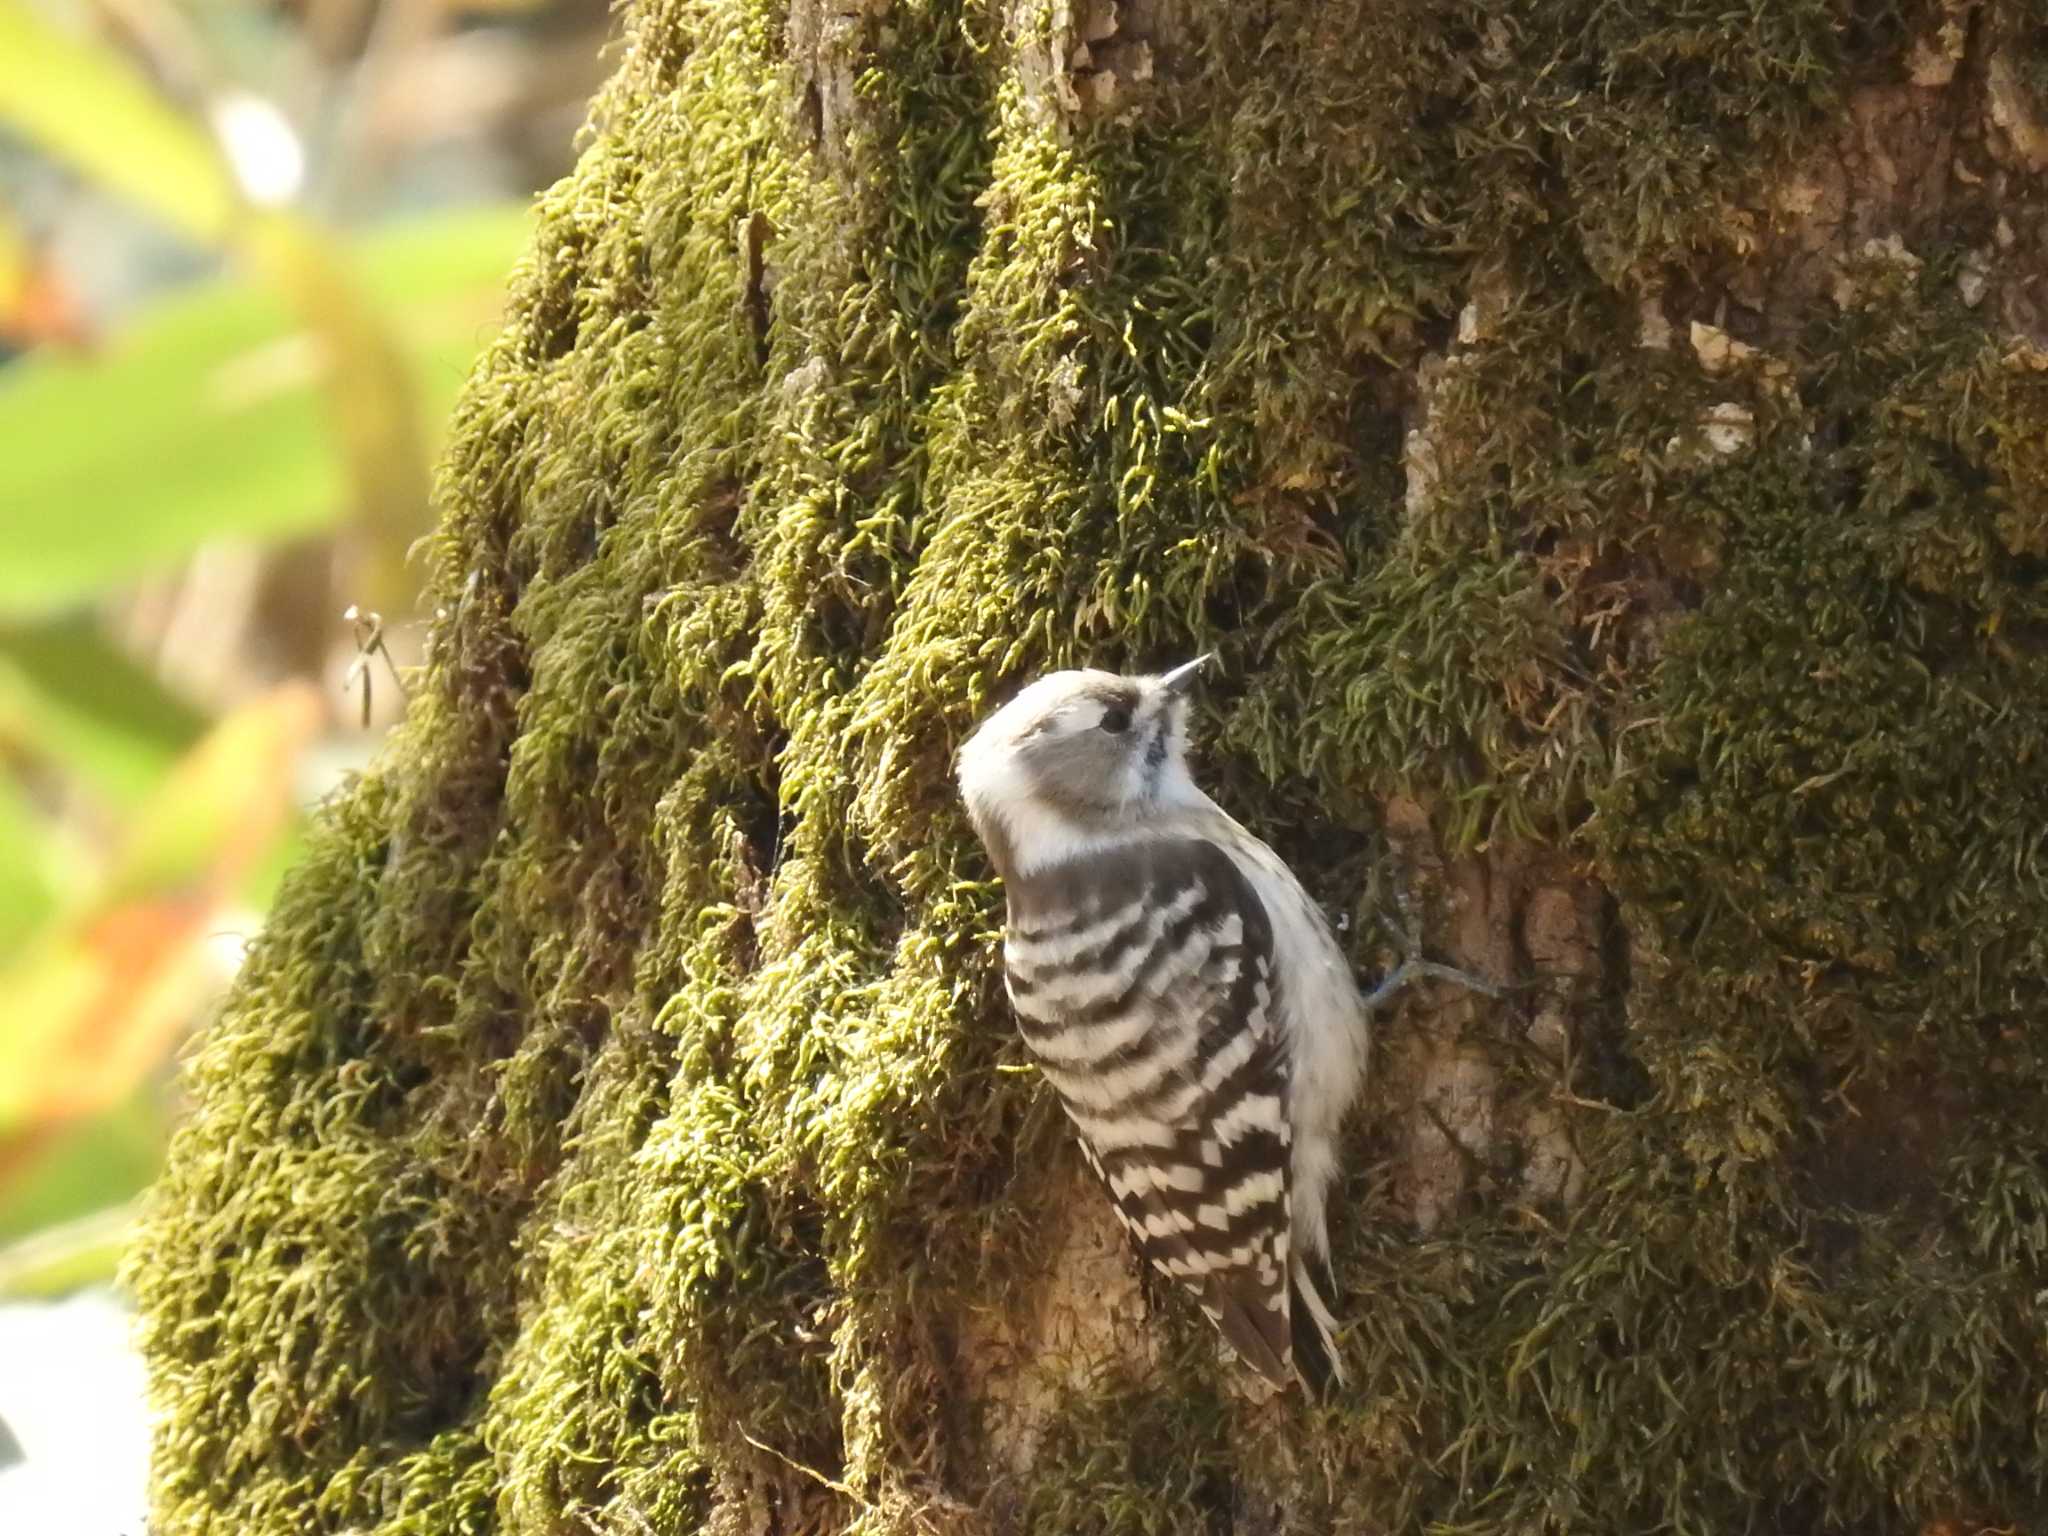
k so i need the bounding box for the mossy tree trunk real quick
[136,1,2048,1532]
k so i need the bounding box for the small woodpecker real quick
[957,657,1494,1390]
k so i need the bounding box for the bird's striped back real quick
[1001,837,1320,1387]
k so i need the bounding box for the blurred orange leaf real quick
[0,685,320,1190]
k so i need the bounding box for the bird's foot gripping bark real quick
[1360,877,1502,1013]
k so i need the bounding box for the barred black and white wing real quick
[1002,837,1326,1388]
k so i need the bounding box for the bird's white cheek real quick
[1122,747,1148,805]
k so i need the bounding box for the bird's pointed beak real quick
[1157,653,1212,696]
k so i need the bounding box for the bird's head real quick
[956,657,1210,877]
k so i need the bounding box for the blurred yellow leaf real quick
[0,0,240,248]
[104,680,318,903]
[243,215,430,608]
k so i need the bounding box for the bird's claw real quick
[1361,876,1500,1011]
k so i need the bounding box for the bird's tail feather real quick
[1290,1258,1346,1394]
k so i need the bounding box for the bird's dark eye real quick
[1099,704,1132,734]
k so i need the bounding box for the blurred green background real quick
[0,0,600,1328]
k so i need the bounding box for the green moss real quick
[134,1,2048,1532]
[2000,0,2048,102]
[1009,1370,1237,1536]
[1575,256,2048,1530]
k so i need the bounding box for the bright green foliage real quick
[0,205,534,617]
[134,0,2048,1532]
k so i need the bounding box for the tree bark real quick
[137,1,2048,1532]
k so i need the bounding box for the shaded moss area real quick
[135,0,2048,1532]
